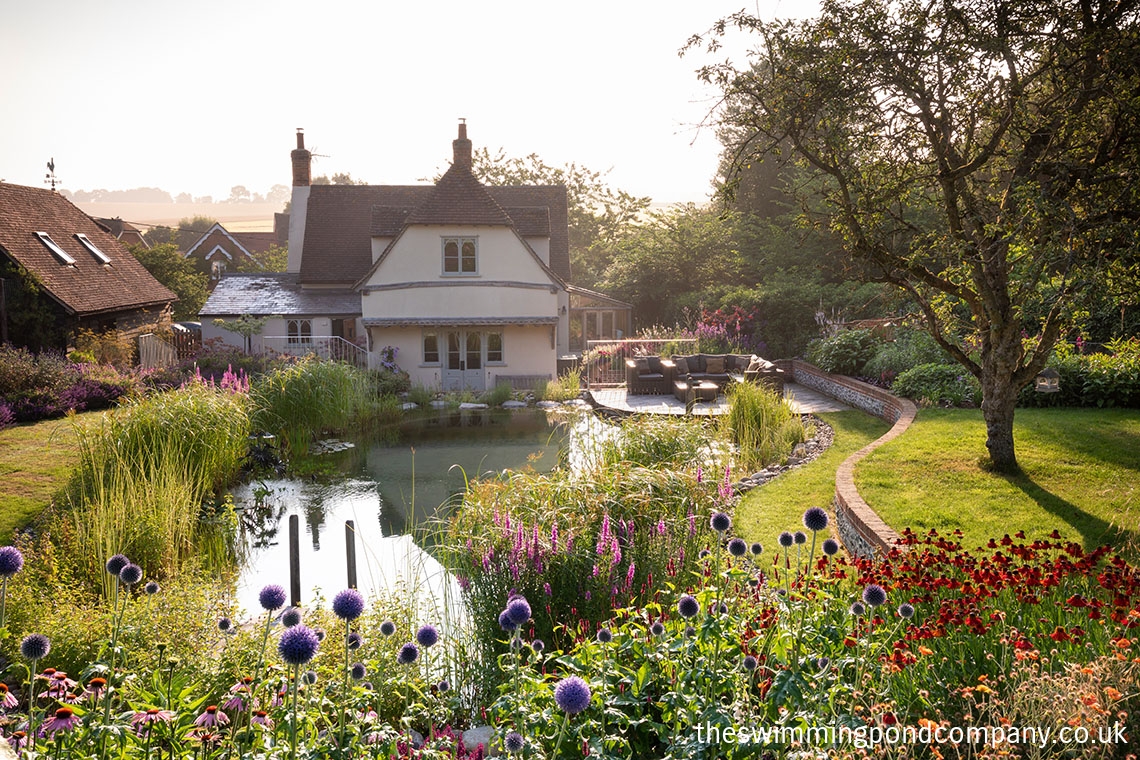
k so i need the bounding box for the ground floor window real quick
[487,331,504,363]
[287,319,312,345]
[422,332,440,364]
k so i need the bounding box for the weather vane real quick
[44,158,61,191]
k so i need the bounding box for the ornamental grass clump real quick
[718,380,809,471]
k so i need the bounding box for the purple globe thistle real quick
[20,633,50,661]
[849,601,866,617]
[742,655,758,671]
[498,609,518,632]
[822,538,840,556]
[379,620,396,636]
[710,512,732,533]
[698,549,711,560]
[862,584,887,608]
[350,662,367,680]
[397,642,419,665]
[217,617,233,632]
[897,603,915,620]
[144,580,161,596]
[650,621,665,637]
[553,675,592,715]
[314,628,326,642]
[347,632,364,650]
[504,731,525,754]
[717,602,728,615]
[505,596,532,625]
[278,625,320,666]
[727,538,747,557]
[303,670,318,685]
[510,637,523,651]
[332,588,365,621]
[416,624,439,648]
[596,627,612,644]
[531,639,545,653]
[437,679,450,693]
[777,531,794,548]
[281,607,303,628]
[0,546,24,577]
[802,507,829,532]
[259,584,287,611]
[684,625,696,638]
[678,594,700,619]
[793,531,807,545]
[118,563,143,586]
[750,542,763,556]
[105,554,129,576]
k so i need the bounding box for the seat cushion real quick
[672,356,690,375]
[634,357,650,373]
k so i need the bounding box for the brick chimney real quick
[452,119,472,169]
[291,128,312,187]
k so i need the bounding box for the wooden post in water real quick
[345,520,357,590]
[289,515,301,607]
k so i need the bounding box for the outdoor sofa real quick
[624,353,785,395]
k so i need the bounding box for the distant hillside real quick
[73,201,283,232]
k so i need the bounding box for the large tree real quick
[689,0,1140,470]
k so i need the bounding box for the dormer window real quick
[75,233,112,265]
[442,237,478,275]
[34,231,76,266]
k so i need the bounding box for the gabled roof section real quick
[491,186,570,281]
[370,205,416,237]
[0,183,175,316]
[185,223,256,260]
[504,207,550,237]
[405,161,515,227]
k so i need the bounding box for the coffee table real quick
[693,381,719,402]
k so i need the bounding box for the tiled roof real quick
[0,183,175,316]
[405,163,515,227]
[233,231,278,256]
[199,273,361,317]
[300,182,571,284]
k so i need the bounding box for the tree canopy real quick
[689,0,1140,470]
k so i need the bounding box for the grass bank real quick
[0,411,102,543]
[857,407,1140,550]
[733,410,891,546]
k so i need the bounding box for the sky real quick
[1,0,819,207]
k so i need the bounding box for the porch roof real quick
[362,316,558,328]
[200,273,361,318]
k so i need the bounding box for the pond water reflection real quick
[231,408,572,615]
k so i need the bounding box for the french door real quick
[442,331,485,391]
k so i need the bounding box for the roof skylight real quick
[34,231,76,266]
[75,233,112,264]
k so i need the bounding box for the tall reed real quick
[718,381,809,471]
[65,383,250,596]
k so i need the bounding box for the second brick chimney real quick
[291,128,312,187]
[452,119,472,169]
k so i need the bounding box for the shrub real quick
[805,328,880,375]
[891,362,982,407]
[862,327,948,383]
[483,382,515,407]
[408,384,435,407]
[1018,338,1140,408]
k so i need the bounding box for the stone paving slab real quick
[590,383,851,416]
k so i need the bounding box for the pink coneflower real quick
[194,705,229,728]
[131,708,174,736]
[250,710,274,729]
[0,682,17,710]
[41,706,81,736]
[6,730,28,752]
[46,671,77,701]
[221,677,253,712]
[85,677,107,702]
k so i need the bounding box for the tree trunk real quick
[979,364,1021,473]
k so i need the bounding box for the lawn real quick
[0,411,100,542]
[734,410,891,545]
[856,407,1140,551]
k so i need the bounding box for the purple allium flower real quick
[331,588,365,621]
[259,584,287,611]
[397,642,419,665]
[118,563,143,586]
[822,538,840,556]
[416,624,439,648]
[350,662,367,680]
[498,609,518,632]
[347,632,364,650]
[379,620,396,636]
[506,597,531,625]
[105,554,129,576]
[314,628,326,642]
[897,603,915,619]
[144,580,160,595]
[596,628,612,644]
[862,584,887,608]
[531,639,545,653]
[777,531,794,548]
[277,625,320,666]
[698,549,710,560]
[678,594,700,619]
[684,625,696,638]
[650,621,665,637]
[437,679,450,693]
[218,617,232,632]
[0,546,23,577]
[195,705,230,728]
[750,542,763,556]
[20,633,50,661]
[41,706,81,736]
[717,602,728,615]
[742,655,758,671]
[849,601,866,617]
[505,731,525,754]
[554,675,592,714]
[510,637,523,651]
[802,507,829,532]
[281,607,302,628]
[793,531,807,545]
[710,512,732,533]
[727,537,747,557]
